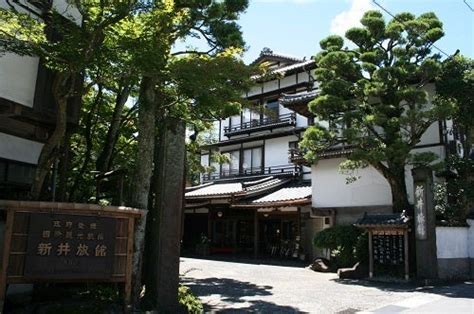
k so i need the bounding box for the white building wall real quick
[312,158,392,208]
[436,227,469,259]
[0,53,39,108]
[264,135,298,167]
[0,133,43,164]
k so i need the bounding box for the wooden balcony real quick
[288,148,310,166]
[202,164,300,182]
[224,113,296,137]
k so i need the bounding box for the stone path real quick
[180,257,474,313]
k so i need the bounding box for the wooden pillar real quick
[404,229,409,280]
[368,230,374,278]
[207,209,212,240]
[254,210,259,258]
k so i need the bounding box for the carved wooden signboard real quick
[0,201,145,313]
[372,230,405,266]
[24,213,116,279]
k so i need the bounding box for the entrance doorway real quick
[259,215,299,258]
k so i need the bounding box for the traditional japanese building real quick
[0,0,82,199]
[184,48,461,262]
[281,84,457,225]
[183,49,327,260]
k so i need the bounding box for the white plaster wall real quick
[0,53,39,108]
[296,113,308,128]
[467,219,474,258]
[0,133,43,164]
[298,72,310,83]
[280,75,297,89]
[247,85,262,98]
[418,122,441,146]
[200,154,209,168]
[264,135,298,167]
[312,158,392,208]
[263,80,279,94]
[436,227,469,259]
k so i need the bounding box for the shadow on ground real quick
[333,278,474,299]
[181,277,303,313]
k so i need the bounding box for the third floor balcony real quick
[224,112,296,137]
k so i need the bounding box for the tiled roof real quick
[251,48,305,65]
[185,183,243,198]
[185,176,288,199]
[252,185,312,204]
[251,60,315,81]
[280,90,318,105]
[246,178,290,194]
[355,212,410,228]
[272,60,315,75]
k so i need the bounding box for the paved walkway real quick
[180,257,474,313]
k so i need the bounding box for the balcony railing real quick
[288,148,310,166]
[202,164,300,182]
[288,144,355,166]
[224,113,296,137]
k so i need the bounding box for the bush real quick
[178,285,203,314]
[314,225,368,268]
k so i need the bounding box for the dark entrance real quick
[259,215,298,257]
[182,213,208,252]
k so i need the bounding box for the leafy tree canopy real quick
[300,10,456,211]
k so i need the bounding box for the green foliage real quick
[178,285,203,314]
[301,10,455,210]
[434,155,474,225]
[314,225,368,268]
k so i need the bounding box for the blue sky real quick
[237,0,474,63]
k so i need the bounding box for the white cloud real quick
[330,0,374,36]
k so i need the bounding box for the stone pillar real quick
[412,167,438,279]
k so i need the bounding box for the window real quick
[242,108,261,126]
[0,159,36,185]
[242,147,263,174]
[221,150,240,176]
[265,99,279,120]
[289,141,298,150]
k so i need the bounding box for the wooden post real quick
[0,209,14,314]
[404,229,409,280]
[124,217,135,313]
[254,210,259,258]
[368,230,374,279]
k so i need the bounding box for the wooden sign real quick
[24,213,116,279]
[0,201,145,313]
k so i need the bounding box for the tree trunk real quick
[56,131,71,202]
[144,117,185,312]
[387,165,411,213]
[130,77,157,305]
[96,83,131,173]
[30,74,72,200]
[68,86,102,202]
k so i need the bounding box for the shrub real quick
[178,285,203,314]
[314,225,368,268]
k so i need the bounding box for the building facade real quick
[184,49,323,260]
[0,0,81,199]
[184,48,460,262]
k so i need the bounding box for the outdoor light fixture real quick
[263,213,269,217]
[217,211,223,218]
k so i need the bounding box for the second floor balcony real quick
[224,112,296,137]
[202,164,300,182]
